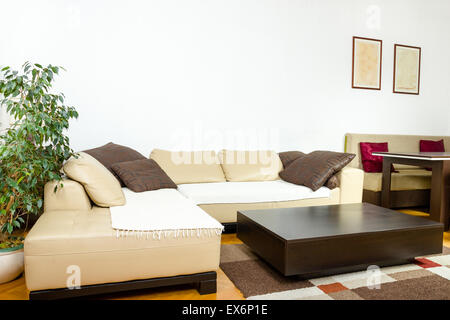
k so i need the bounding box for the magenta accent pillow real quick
[360,142,396,173]
[420,139,445,152]
[420,139,445,171]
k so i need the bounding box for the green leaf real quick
[0,62,78,236]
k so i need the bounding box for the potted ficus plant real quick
[0,62,78,284]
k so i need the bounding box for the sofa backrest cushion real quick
[218,150,283,182]
[149,149,226,184]
[83,142,146,187]
[63,152,126,207]
[111,159,177,192]
[345,133,450,169]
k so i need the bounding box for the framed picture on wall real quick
[393,44,421,95]
[352,36,382,90]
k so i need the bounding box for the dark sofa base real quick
[222,222,237,233]
[29,271,217,300]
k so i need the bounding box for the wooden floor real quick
[1,210,449,300]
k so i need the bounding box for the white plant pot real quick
[0,246,24,284]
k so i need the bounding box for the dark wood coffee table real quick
[237,203,443,277]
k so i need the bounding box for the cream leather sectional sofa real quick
[25,149,364,299]
[345,133,450,208]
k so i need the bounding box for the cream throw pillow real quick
[150,149,226,184]
[218,150,283,182]
[63,152,125,207]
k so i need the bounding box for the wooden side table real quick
[373,152,450,231]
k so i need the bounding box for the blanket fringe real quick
[113,227,224,240]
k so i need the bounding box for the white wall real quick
[1,0,449,155]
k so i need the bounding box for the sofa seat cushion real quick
[24,207,221,291]
[198,188,341,223]
[363,169,432,192]
[150,149,226,184]
[177,180,331,205]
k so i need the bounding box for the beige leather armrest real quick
[336,166,364,204]
[44,179,92,212]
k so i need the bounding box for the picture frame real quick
[393,44,421,95]
[352,36,382,90]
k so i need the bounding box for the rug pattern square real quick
[220,244,450,300]
[318,282,348,294]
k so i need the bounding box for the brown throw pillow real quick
[279,151,339,189]
[83,142,146,186]
[111,159,177,193]
[279,151,355,191]
[325,175,339,190]
[278,151,306,168]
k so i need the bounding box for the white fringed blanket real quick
[110,188,224,239]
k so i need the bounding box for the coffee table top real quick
[238,203,443,242]
[372,151,450,161]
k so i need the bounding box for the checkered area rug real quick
[220,244,450,300]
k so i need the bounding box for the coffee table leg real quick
[381,158,392,208]
[430,161,450,230]
[444,161,450,230]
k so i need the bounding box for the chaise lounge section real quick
[25,179,222,299]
